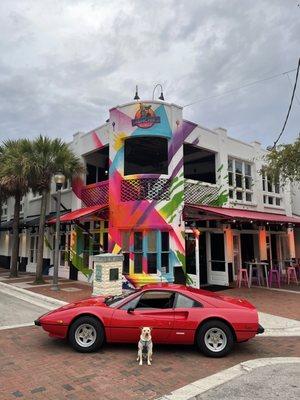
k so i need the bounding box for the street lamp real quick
[152,84,165,101]
[51,172,66,291]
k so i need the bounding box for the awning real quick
[48,204,108,224]
[184,204,300,224]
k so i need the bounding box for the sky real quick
[0,0,299,147]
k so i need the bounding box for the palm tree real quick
[29,136,84,284]
[0,140,32,277]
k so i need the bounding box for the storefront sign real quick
[132,103,160,129]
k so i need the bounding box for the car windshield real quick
[105,290,139,307]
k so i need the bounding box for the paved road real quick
[198,363,300,400]
[0,291,47,328]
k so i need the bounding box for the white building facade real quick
[0,99,299,287]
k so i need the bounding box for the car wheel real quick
[69,316,104,353]
[196,320,234,357]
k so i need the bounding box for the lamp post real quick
[51,172,66,291]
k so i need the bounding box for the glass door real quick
[208,232,228,286]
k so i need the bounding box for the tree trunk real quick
[0,201,2,230]
[34,189,48,284]
[10,193,21,278]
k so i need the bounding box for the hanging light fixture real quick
[152,83,165,101]
[134,85,140,100]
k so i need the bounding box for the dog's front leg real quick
[137,348,143,365]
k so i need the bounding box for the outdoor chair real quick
[236,267,249,288]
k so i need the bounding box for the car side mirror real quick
[127,307,135,314]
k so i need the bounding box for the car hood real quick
[57,296,107,311]
[38,296,107,321]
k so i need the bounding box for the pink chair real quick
[237,268,249,288]
[286,266,298,285]
[268,266,281,288]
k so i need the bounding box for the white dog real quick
[137,327,153,366]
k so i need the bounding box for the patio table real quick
[245,261,269,288]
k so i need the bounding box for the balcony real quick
[121,178,171,201]
[81,181,109,207]
[184,180,220,205]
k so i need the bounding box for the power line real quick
[285,72,300,106]
[272,58,300,148]
[183,68,297,108]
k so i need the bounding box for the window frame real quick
[228,158,253,204]
[174,293,203,308]
[121,230,170,275]
[124,136,168,176]
[262,169,282,207]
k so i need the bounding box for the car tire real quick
[196,320,234,358]
[69,316,104,353]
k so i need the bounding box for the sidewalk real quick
[0,267,92,302]
[159,358,300,400]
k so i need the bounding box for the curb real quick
[0,281,67,310]
[157,357,300,400]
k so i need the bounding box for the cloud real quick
[0,0,299,146]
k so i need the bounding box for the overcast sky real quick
[0,0,299,147]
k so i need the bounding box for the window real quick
[134,291,175,309]
[85,147,109,184]
[228,158,253,203]
[134,232,143,273]
[183,144,216,184]
[29,236,38,263]
[161,232,170,273]
[1,203,7,219]
[121,230,170,275]
[122,231,130,274]
[175,294,202,308]
[109,268,119,281]
[262,169,281,206]
[124,137,168,175]
[147,231,157,274]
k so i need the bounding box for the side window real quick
[135,291,175,310]
[121,295,141,311]
[175,294,202,308]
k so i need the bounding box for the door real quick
[185,233,200,288]
[233,234,241,278]
[110,290,175,343]
[208,232,228,285]
[199,232,207,285]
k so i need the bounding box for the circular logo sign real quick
[131,103,160,129]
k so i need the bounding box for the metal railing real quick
[81,181,109,207]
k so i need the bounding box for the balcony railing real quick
[121,178,171,201]
[81,179,220,206]
[81,181,109,207]
[184,180,220,205]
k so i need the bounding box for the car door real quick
[109,290,175,343]
[171,293,204,344]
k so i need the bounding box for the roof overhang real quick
[184,204,300,225]
[48,204,108,224]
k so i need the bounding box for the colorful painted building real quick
[1,99,300,287]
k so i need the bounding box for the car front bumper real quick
[34,319,41,326]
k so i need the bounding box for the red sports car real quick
[35,283,264,357]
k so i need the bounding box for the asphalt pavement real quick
[197,363,300,400]
[0,291,47,328]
